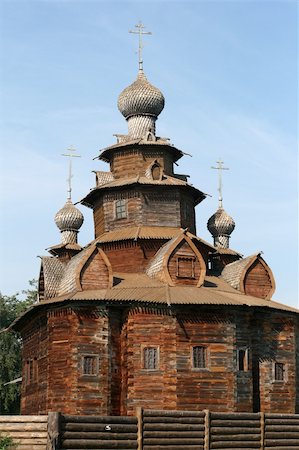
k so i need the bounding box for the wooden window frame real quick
[81,354,99,376]
[115,199,127,219]
[192,346,208,370]
[25,358,38,385]
[176,256,196,279]
[142,346,159,371]
[273,361,287,383]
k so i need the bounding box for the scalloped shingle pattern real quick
[221,255,255,290]
[207,207,235,236]
[55,200,84,231]
[118,70,165,119]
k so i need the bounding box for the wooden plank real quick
[47,412,60,450]
[0,423,47,431]
[61,439,137,449]
[0,416,48,422]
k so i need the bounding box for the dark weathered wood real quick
[143,410,205,417]
[62,415,137,424]
[210,441,260,449]
[143,423,205,432]
[61,439,137,449]
[62,423,137,433]
[47,412,60,450]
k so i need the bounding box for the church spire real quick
[207,159,235,249]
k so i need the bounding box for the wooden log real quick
[0,423,47,431]
[144,417,203,424]
[4,431,47,439]
[61,439,137,449]
[265,439,299,447]
[264,447,299,450]
[143,431,204,438]
[6,438,47,445]
[62,415,137,424]
[61,431,137,440]
[204,409,210,450]
[265,418,299,425]
[210,440,260,449]
[210,420,260,427]
[13,446,46,450]
[143,410,205,417]
[265,414,299,419]
[210,434,261,442]
[137,406,143,450]
[62,423,137,432]
[265,432,299,439]
[260,411,265,450]
[0,416,48,422]
[47,412,60,450]
[210,413,260,420]
[144,438,203,445]
[143,423,205,431]
[143,446,204,450]
[265,425,299,432]
[211,427,261,435]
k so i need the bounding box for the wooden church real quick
[11,26,298,416]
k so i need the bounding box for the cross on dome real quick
[129,21,152,71]
[211,158,229,209]
[61,146,81,201]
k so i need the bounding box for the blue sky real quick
[0,0,298,307]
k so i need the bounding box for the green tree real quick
[0,280,37,414]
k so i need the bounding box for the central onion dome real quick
[207,207,235,249]
[55,199,84,244]
[117,69,165,139]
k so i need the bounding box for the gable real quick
[146,233,206,287]
[243,258,274,299]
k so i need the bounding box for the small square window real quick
[143,347,158,370]
[82,355,98,375]
[115,199,127,219]
[274,362,286,382]
[192,346,207,369]
[177,256,195,278]
[238,348,249,371]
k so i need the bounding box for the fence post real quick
[137,407,143,450]
[260,412,265,450]
[204,409,210,450]
[47,412,61,450]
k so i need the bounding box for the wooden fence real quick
[0,415,48,450]
[0,411,298,449]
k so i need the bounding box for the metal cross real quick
[211,159,229,209]
[129,21,152,71]
[61,146,81,201]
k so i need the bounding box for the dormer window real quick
[177,256,195,278]
[115,199,127,219]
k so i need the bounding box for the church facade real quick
[11,38,298,416]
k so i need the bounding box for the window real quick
[115,199,127,219]
[143,347,158,370]
[238,348,249,371]
[192,346,207,369]
[177,256,195,278]
[274,362,286,382]
[82,355,98,376]
[26,358,38,384]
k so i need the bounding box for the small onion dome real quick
[55,199,84,232]
[207,208,235,238]
[118,69,165,119]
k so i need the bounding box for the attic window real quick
[115,199,127,219]
[177,256,195,278]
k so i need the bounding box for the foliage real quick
[0,280,37,414]
[0,433,17,450]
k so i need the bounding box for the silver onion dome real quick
[118,70,165,119]
[207,208,235,249]
[55,199,84,233]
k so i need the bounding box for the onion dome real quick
[117,70,165,139]
[55,199,84,245]
[207,208,235,249]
